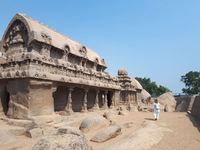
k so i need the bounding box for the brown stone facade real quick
[0,14,141,119]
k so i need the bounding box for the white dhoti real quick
[154,109,160,119]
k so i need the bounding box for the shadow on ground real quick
[186,114,200,132]
[144,118,156,121]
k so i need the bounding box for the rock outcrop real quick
[157,92,176,112]
[90,125,121,143]
[191,96,200,119]
[103,110,116,121]
[32,126,90,150]
[79,115,109,132]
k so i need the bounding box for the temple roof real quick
[131,78,143,90]
[141,89,151,100]
[2,13,106,67]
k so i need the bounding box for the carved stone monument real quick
[0,14,142,119]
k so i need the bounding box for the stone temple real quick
[0,13,146,119]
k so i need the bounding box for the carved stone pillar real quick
[65,87,73,114]
[93,89,99,110]
[103,91,108,109]
[136,92,139,105]
[127,91,132,111]
[81,89,88,112]
[132,92,136,104]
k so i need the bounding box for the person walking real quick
[153,99,160,120]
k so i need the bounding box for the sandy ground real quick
[0,111,200,150]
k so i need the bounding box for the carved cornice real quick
[0,52,120,90]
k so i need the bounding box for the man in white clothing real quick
[153,99,160,120]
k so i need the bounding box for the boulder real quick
[79,115,109,132]
[26,127,43,138]
[90,125,121,143]
[103,110,116,121]
[118,111,128,116]
[117,105,129,115]
[57,126,83,136]
[32,127,90,150]
[157,92,176,112]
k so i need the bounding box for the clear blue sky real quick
[0,0,199,94]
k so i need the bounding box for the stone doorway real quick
[107,91,113,108]
[1,87,10,115]
[87,89,96,110]
[72,87,84,112]
[53,86,68,111]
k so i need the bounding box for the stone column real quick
[125,92,128,104]
[93,89,99,110]
[127,91,132,111]
[130,92,134,104]
[136,92,139,105]
[132,92,136,104]
[81,89,88,112]
[103,91,108,109]
[65,87,73,114]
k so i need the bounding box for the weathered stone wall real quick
[1,79,51,119]
[175,95,196,112]
[175,96,191,112]
[191,96,200,120]
[29,80,54,117]
[6,79,30,119]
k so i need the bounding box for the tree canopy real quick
[135,77,170,97]
[181,71,200,95]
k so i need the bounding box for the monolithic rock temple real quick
[0,13,148,119]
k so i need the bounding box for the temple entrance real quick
[1,87,10,115]
[53,86,68,111]
[72,87,84,112]
[87,89,96,110]
[107,91,113,108]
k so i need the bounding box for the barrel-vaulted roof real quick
[131,78,143,90]
[1,13,106,67]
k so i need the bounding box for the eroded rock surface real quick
[32,126,90,150]
[79,115,109,132]
[157,92,176,112]
[91,125,121,143]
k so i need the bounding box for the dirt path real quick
[89,112,200,150]
[151,112,200,150]
[0,112,200,150]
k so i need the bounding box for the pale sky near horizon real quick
[0,0,199,94]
